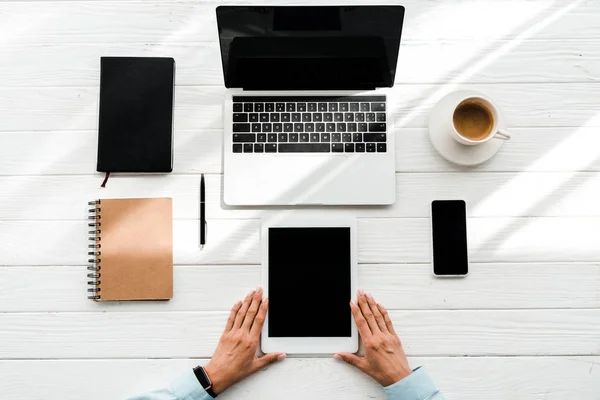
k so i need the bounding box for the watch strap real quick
[193,366,218,398]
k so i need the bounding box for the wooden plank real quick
[1,264,598,312]
[0,310,598,358]
[0,1,598,44]
[2,217,600,265]
[1,126,599,176]
[1,84,599,132]
[4,171,600,220]
[1,40,598,87]
[0,357,598,400]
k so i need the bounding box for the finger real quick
[233,288,256,329]
[250,297,269,337]
[377,303,397,335]
[334,353,365,371]
[255,352,286,370]
[242,287,263,331]
[224,300,243,332]
[350,300,372,339]
[357,289,380,333]
[365,292,387,332]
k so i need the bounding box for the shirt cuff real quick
[383,367,439,400]
[170,369,213,400]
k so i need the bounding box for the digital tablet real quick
[261,217,358,355]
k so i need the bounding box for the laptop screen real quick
[216,6,405,90]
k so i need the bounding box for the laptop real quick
[216,6,405,205]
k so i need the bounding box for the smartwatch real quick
[193,366,218,398]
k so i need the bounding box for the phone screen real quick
[431,200,468,276]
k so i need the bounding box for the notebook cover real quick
[96,198,173,301]
[97,57,175,173]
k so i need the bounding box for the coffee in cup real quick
[453,100,495,141]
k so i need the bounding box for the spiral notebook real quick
[88,198,173,301]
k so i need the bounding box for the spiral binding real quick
[88,200,102,300]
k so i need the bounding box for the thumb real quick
[255,352,286,369]
[334,353,365,370]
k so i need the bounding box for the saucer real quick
[428,90,506,167]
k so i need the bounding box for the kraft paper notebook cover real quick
[87,198,173,301]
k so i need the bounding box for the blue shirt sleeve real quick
[128,370,213,400]
[383,367,445,400]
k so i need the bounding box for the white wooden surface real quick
[0,0,599,399]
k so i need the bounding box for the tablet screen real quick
[268,227,351,337]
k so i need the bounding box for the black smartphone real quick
[431,200,468,276]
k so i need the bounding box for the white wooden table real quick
[1,0,599,398]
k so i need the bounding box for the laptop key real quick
[276,103,285,112]
[286,103,295,112]
[266,143,277,153]
[233,143,242,153]
[281,113,291,122]
[268,134,277,142]
[243,143,253,153]
[243,103,253,112]
[344,113,354,122]
[257,133,267,142]
[313,113,323,122]
[326,123,335,132]
[332,143,344,152]
[297,103,307,112]
[377,143,387,152]
[371,102,386,112]
[289,133,299,142]
[310,133,319,142]
[284,123,293,132]
[358,123,368,132]
[302,113,312,122]
[350,102,359,112]
[366,113,376,122]
[233,133,256,142]
[337,123,346,132]
[233,103,243,112]
[305,123,315,132]
[249,113,258,122]
[345,143,354,152]
[318,103,327,111]
[279,143,330,153]
[255,103,264,112]
[292,113,301,122]
[324,113,333,122]
[278,133,288,142]
[300,133,309,142]
[254,143,264,153]
[353,133,363,142]
[294,123,304,132]
[260,113,269,122]
[377,113,386,122]
[321,133,331,142]
[364,132,386,142]
[265,103,275,112]
[348,123,357,132]
[340,103,348,112]
[233,113,248,122]
[332,133,341,142]
[342,133,352,142]
[316,123,325,132]
[356,143,365,152]
[262,123,272,132]
[366,143,376,152]
[368,123,386,132]
[334,113,343,122]
[308,103,317,112]
[270,113,280,122]
[329,103,338,111]
[252,123,261,132]
[233,123,250,132]
[361,103,370,112]
[355,113,365,122]
[273,123,283,132]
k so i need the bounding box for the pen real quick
[200,174,206,249]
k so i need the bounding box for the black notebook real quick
[97,57,175,173]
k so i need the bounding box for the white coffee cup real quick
[441,94,511,146]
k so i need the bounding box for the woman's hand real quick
[204,287,285,395]
[334,290,412,387]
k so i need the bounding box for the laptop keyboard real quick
[231,96,387,153]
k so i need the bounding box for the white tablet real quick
[261,217,358,355]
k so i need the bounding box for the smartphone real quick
[431,200,468,276]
